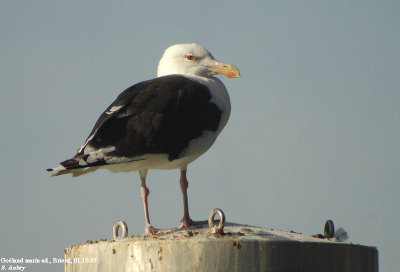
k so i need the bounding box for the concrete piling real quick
[64,210,378,272]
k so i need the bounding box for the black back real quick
[62,75,222,169]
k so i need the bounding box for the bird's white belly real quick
[106,153,199,173]
[104,129,218,173]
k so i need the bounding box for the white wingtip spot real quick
[49,164,66,172]
[84,144,96,154]
[85,146,117,164]
[79,159,88,166]
[106,105,123,114]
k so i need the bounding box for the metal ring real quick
[113,221,128,240]
[209,208,225,234]
[324,220,335,238]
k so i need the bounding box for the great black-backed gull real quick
[47,43,240,233]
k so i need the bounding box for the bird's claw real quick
[145,224,160,234]
[178,218,208,229]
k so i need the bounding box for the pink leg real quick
[178,169,207,228]
[139,170,159,234]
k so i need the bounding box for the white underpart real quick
[83,153,205,174]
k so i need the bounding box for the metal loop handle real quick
[113,221,128,240]
[324,220,335,238]
[208,208,225,234]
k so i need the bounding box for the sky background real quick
[1,0,399,271]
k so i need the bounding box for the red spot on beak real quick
[226,71,237,78]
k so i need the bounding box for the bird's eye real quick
[185,54,195,60]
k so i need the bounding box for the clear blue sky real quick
[1,1,399,271]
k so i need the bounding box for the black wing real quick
[59,75,222,170]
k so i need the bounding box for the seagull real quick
[47,43,240,233]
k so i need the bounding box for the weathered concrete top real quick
[69,222,348,245]
[65,222,378,272]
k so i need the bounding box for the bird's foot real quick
[145,224,175,234]
[144,224,162,234]
[178,218,208,229]
[145,218,208,233]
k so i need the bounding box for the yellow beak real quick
[209,61,240,78]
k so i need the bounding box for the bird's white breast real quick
[175,75,231,161]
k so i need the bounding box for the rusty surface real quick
[64,223,378,272]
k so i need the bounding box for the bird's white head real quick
[157,43,240,79]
